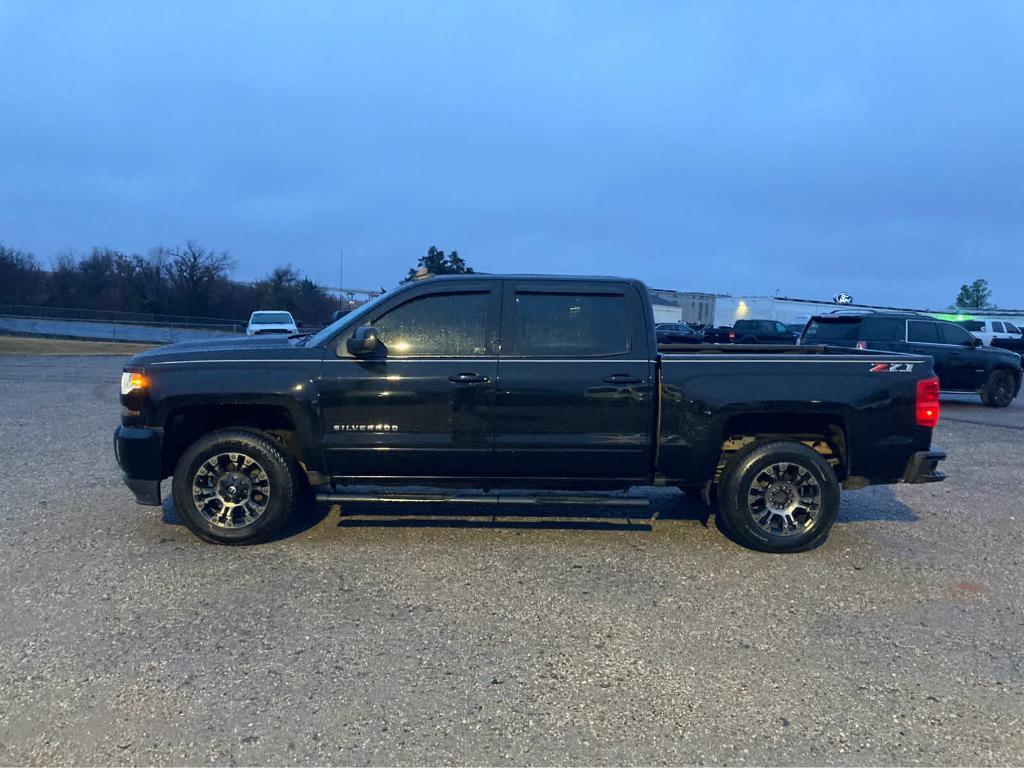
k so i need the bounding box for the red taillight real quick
[729,331,736,341]
[915,376,940,428]
[855,340,867,350]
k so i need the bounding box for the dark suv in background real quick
[800,312,1022,407]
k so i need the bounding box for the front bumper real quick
[902,449,947,484]
[114,426,163,505]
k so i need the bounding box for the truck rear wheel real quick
[171,429,299,544]
[717,440,839,553]
[981,369,1016,408]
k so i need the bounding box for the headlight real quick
[120,370,147,395]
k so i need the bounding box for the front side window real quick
[1006,322,1021,334]
[511,292,629,356]
[372,291,490,357]
[938,323,975,346]
[907,321,940,343]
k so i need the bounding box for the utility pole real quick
[339,248,344,308]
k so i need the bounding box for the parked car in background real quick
[801,312,1022,407]
[958,318,1024,349]
[655,322,703,344]
[702,326,737,344]
[246,311,298,336]
[726,319,797,344]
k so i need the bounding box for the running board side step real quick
[314,491,650,508]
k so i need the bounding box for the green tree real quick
[405,245,474,281]
[955,278,992,309]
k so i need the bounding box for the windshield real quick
[305,290,393,347]
[251,312,294,324]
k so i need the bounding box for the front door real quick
[318,283,501,480]
[493,280,655,482]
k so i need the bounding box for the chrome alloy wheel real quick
[191,452,271,529]
[746,461,821,536]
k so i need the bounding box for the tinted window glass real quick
[938,323,974,346]
[774,322,788,333]
[958,320,984,332]
[512,292,629,356]
[907,321,940,343]
[992,322,1005,333]
[861,317,904,342]
[1006,322,1021,334]
[373,291,490,356]
[803,319,863,341]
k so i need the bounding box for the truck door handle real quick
[448,372,489,384]
[603,374,643,384]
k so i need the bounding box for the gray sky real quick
[1,1,1022,308]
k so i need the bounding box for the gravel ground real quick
[1,355,1022,766]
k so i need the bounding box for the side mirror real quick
[971,337,983,348]
[344,325,380,356]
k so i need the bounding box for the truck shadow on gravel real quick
[161,486,916,539]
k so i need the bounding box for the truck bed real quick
[655,344,936,488]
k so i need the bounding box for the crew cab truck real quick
[115,274,946,553]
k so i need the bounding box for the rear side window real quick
[511,292,629,356]
[907,321,940,343]
[861,318,905,342]
[992,322,1005,333]
[373,291,490,356]
[958,320,984,332]
[938,323,975,346]
[802,319,863,341]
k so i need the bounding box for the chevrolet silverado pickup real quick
[115,274,946,552]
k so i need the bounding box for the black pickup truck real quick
[115,274,946,552]
[704,319,797,345]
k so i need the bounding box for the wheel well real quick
[714,413,847,483]
[162,404,300,477]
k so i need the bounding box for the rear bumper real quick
[114,426,163,505]
[901,449,947,484]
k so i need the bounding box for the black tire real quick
[172,428,299,544]
[980,369,1016,408]
[717,440,840,553]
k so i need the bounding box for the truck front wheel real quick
[717,440,840,553]
[171,429,299,545]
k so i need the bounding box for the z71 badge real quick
[869,362,915,373]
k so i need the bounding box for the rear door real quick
[493,280,655,482]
